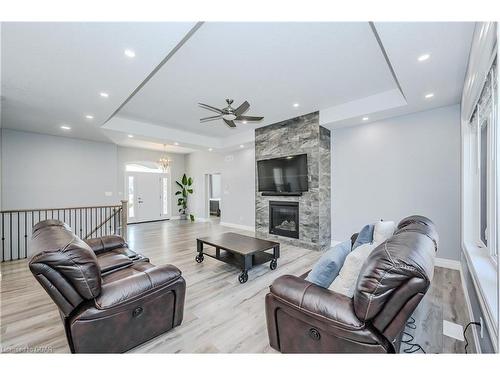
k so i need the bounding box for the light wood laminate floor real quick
[0,219,474,353]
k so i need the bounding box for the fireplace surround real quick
[255,111,331,251]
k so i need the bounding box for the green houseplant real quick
[175,174,194,221]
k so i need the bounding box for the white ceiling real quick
[117,22,396,137]
[1,22,196,144]
[1,22,474,152]
[324,22,475,129]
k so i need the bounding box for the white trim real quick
[459,260,482,353]
[195,217,210,222]
[435,257,462,270]
[462,243,499,352]
[219,221,255,232]
[170,215,180,220]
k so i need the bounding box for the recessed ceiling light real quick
[362,117,369,121]
[208,148,213,152]
[242,120,247,124]
[124,49,136,58]
[60,125,71,130]
[174,142,179,146]
[418,54,430,62]
[85,115,94,119]
[239,145,244,148]
[293,103,299,108]
[424,93,434,99]
[127,134,134,138]
[100,92,109,98]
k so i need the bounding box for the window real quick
[125,163,163,173]
[128,176,135,218]
[469,59,497,260]
[162,177,169,216]
[479,117,488,246]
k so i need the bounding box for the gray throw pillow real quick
[352,224,374,250]
[305,240,351,288]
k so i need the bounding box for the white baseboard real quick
[435,257,462,270]
[219,221,255,232]
[170,215,180,220]
[195,217,210,222]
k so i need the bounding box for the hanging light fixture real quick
[158,144,171,173]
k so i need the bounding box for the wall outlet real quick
[104,191,113,197]
[480,317,484,339]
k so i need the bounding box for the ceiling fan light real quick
[222,113,237,121]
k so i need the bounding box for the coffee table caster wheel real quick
[195,254,204,263]
[270,259,277,270]
[238,271,248,284]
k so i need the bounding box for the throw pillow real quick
[328,242,379,297]
[352,224,374,250]
[373,220,396,243]
[305,240,351,288]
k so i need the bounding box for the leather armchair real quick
[29,220,186,353]
[265,215,437,353]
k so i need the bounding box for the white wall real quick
[186,147,255,228]
[116,146,186,218]
[331,105,461,261]
[2,129,118,209]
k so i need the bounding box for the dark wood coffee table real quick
[195,232,280,283]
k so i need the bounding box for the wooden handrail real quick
[0,204,122,214]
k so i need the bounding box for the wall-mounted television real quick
[257,154,308,194]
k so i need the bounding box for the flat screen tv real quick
[257,154,308,193]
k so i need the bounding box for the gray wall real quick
[2,129,118,209]
[331,105,461,260]
[185,148,255,228]
[1,129,186,215]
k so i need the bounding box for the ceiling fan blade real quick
[200,114,222,122]
[198,103,223,114]
[223,119,237,128]
[234,101,250,116]
[236,115,264,122]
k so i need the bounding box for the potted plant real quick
[175,174,194,221]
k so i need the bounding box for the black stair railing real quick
[0,200,128,262]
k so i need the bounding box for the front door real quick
[126,172,170,223]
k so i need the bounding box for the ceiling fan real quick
[198,99,264,128]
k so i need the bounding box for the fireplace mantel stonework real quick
[255,112,331,251]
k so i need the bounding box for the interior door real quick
[127,172,168,223]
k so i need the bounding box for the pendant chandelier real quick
[158,144,171,173]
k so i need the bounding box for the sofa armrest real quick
[85,235,128,255]
[95,264,183,309]
[270,274,364,329]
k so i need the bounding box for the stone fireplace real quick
[269,201,299,239]
[255,112,331,251]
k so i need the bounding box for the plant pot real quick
[179,213,187,220]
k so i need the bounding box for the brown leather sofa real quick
[29,219,186,353]
[265,215,437,353]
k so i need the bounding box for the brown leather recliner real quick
[265,215,438,353]
[29,219,186,353]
